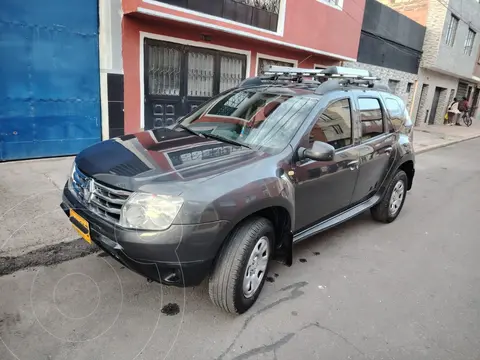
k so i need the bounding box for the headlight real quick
[119,193,183,231]
[67,161,76,191]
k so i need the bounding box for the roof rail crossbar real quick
[264,65,380,81]
[240,65,387,93]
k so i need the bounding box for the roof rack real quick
[263,65,380,81]
[239,65,386,93]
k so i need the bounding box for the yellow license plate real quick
[69,209,92,244]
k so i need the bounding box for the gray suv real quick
[61,66,415,314]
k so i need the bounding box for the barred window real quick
[445,15,459,47]
[464,28,476,56]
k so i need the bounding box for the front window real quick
[179,89,318,152]
[309,98,353,150]
[358,98,385,141]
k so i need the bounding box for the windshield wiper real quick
[202,133,251,149]
[177,124,204,137]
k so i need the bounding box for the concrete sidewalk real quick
[0,156,78,258]
[414,121,480,153]
[1,123,480,266]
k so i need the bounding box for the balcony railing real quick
[158,0,280,32]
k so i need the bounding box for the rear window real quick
[385,98,405,131]
[385,96,413,135]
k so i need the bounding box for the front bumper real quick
[61,185,230,287]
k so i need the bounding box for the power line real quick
[343,0,479,63]
[298,0,475,69]
[435,0,478,32]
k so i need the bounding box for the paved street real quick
[1,139,480,360]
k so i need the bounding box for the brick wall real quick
[420,0,447,68]
[446,88,455,121]
[377,0,429,26]
[433,88,449,125]
[414,84,429,125]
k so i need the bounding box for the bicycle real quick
[461,110,473,127]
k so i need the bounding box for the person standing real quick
[447,98,460,126]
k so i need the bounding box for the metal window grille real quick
[233,0,280,13]
[187,52,215,97]
[445,15,459,47]
[258,58,294,75]
[220,56,244,93]
[148,45,181,96]
[464,28,476,55]
[322,0,340,6]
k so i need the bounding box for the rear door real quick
[293,96,359,231]
[350,92,397,204]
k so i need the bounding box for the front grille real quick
[71,166,131,223]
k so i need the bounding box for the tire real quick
[371,170,408,223]
[208,217,274,315]
[464,115,472,127]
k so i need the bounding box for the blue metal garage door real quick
[0,0,101,161]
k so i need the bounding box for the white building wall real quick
[432,0,480,79]
[412,68,459,126]
[99,0,123,140]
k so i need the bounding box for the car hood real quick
[75,128,269,195]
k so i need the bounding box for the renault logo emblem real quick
[83,179,95,204]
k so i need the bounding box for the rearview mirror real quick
[298,141,335,162]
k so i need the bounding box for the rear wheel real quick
[208,217,274,314]
[371,170,408,223]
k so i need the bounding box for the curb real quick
[415,134,480,154]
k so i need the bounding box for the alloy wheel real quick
[389,180,405,216]
[243,236,270,298]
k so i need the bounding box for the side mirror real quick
[298,141,335,162]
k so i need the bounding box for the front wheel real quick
[371,170,408,223]
[209,217,274,314]
[463,114,473,127]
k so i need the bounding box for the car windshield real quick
[179,89,318,152]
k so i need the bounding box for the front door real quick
[144,39,247,130]
[293,97,359,232]
[350,96,396,204]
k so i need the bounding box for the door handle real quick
[347,160,359,170]
[385,147,393,156]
